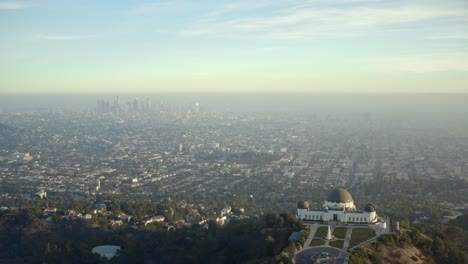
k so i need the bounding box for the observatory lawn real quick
[313,226,328,238]
[332,227,347,239]
[329,239,345,249]
[310,239,326,247]
[349,228,376,248]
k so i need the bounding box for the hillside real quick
[350,233,435,264]
[350,217,468,264]
[356,241,434,264]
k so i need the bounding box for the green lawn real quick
[314,226,328,238]
[332,227,347,239]
[310,239,326,247]
[329,239,344,249]
[349,228,376,248]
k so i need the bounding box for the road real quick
[295,246,349,264]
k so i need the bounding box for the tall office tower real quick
[96,99,102,114]
[114,96,120,114]
[125,102,131,113]
[104,100,110,113]
[178,143,184,152]
[159,100,164,112]
[133,98,139,112]
[146,98,150,111]
[193,102,200,114]
[97,99,106,114]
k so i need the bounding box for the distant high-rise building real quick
[96,99,103,114]
[97,99,108,114]
[125,102,131,113]
[113,96,120,114]
[133,98,139,112]
[159,100,164,112]
[105,100,110,113]
[193,102,200,114]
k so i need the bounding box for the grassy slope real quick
[350,240,435,264]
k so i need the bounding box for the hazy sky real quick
[1,0,468,94]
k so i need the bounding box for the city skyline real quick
[1,0,468,94]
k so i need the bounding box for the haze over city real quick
[1,0,468,94]
[1,1,468,264]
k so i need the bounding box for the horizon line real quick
[2,92,468,95]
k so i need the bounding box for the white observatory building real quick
[297,188,378,224]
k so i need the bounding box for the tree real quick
[207,220,219,237]
[265,235,276,257]
[265,212,284,228]
[432,236,445,257]
[285,242,296,263]
[399,220,410,229]
[350,247,368,264]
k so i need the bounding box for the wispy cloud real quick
[130,1,175,14]
[205,1,273,18]
[430,35,468,40]
[0,1,29,9]
[181,1,468,40]
[370,55,468,73]
[38,34,96,41]
[191,71,215,77]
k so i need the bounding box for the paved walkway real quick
[342,226,353,249]
[303,224,318,249]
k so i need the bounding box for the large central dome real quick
[327,188,353,203]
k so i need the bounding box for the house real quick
[144,215,165,226]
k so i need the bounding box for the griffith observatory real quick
[296,188,378,224]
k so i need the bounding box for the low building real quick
[36,190,47,199]
[144,215,165,226]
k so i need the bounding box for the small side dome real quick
[364,203,376,212]
[297,201,310,209]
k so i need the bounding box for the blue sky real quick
[1,0,467,93]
